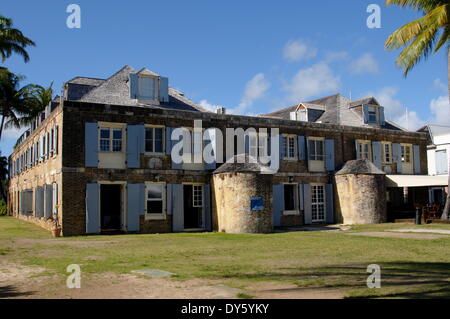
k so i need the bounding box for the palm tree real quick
[385,0,449,220]
[0,67,36,142]
[5,82,53,129]
[0,152,8,203]
[0,15,35,63]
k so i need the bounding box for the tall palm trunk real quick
[442,48,450,220]
[0,113,5,142]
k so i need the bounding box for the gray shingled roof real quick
[67,65,208,112]
[260,93,404,131]
[336,159,386,175]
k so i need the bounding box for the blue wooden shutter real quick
[280,136,286,159]
[159,77,169,102]
[204,129,216,170]
[172,184,184,231]
[363,104,369,124]
[166,184,173,215]
[44,184,53,218]
[326,184,334,224]
[372,141,382,169]
[86,183,100,234]
[52,183,58,217]
[272,184,284,227]
[298,184,304,211]
[392,143,402,174]
[127,125,144,168]
[35,187,44,218]
[129,73,139,99]
[204,185,212,231]
[413,145,421,174]
[169,127,182,169]
[85,122,98,167]
[298,136,306,160]
[379,106,385,125]
[54,125,59,155]
[436,150,448,174]
[166,127,173,155]
[304,184,312,224]
[127,183,145,232]
[39,135,44,161]
[325,139,335,171]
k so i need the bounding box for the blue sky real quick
[1,0,449,157]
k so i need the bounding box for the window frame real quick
[311,183,326,222]
[400,143,412,164]
[308,137,325,161]
[144,125,166,155]
[192,185,204,208]
[356,140,372,160]
[282,134,298,160]
[144,182,167,220]
[367,105,378,123]
[98,124,126,153]
[382,142,392,164]
[137,75,159,101]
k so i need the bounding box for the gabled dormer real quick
[129,68,169,104]
[350,97,385,126]
[289,103,325,122]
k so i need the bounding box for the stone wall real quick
[8,100,428,235]
[212,172,273,233]
[334,174,387,224]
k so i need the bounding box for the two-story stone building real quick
[8,65,430,236]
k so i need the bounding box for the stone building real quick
[8,66,430,235]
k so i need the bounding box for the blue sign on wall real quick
[250,197,264,211]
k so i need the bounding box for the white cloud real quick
[324,51,349,63]
[349,53,379,75]
[282,39,317,62]
[198,99,223,113]
[429,95,450,126]
[284,62,341,103]
[229,73,270,115]
[433,78,447,92]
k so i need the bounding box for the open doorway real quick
[100,184,122,231]
[183,184,204,229]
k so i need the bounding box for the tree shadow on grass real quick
[221,262,450,299]
[0,285,34,298]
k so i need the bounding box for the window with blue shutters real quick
[281,135,297,160]
[311,184,325,222]
[99,127,123,152]
[436,150,448,175]
[145,183,166,220]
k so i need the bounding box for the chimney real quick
[216,107,226,115]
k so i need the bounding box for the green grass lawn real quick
[1,216,449,298]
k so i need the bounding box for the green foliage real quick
[0,15,35,63]
[0,199,7,215]
[385,0,449,76]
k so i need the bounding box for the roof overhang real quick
[386,175,448,188]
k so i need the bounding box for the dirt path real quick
[0,262,345,299]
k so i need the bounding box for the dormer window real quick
[298,109,308,121]
[368,106,377,123]
[363,104,385,125]
[129,70,169,103]
[138,75,158,101]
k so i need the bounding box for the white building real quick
[418,125,450,205]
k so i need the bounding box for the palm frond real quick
[434,25,450,52]
[385,0,447,13]
[385,4,448,75]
